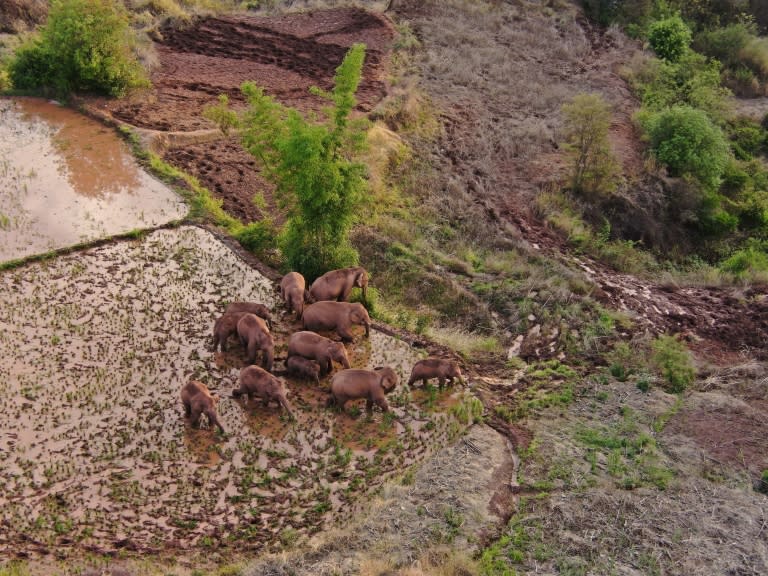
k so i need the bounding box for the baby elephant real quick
[211,311,246,352]
[407,358,464,390]
[225,301,273,330]
[329,367,399,413]
[280,272,310,320]
[181,380,225,433]
[286,355,321,384]
[233,365,295,419]
[237,313,274,371]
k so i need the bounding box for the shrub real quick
[561,93,620,197]
[741,36,768,79]
[694,22,754,69]
[642,105,731,191]
[720,244,768,277]
[651,335,695,393]
[648,15,693,62]
[9,0,148,97]
[629,50,731,120]
[759,469,768,494]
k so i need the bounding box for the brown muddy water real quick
[0,225,474,558]
[0,98,187,262]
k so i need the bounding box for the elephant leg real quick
[407,376,416,387]
[366,398,373,413]
[375,398,389,412]
[183,400,191,416]
[247,341,258,364]
[191,408,201,428]
[438,376,446,390]
[338,326,355,342]
[422,378,428,387]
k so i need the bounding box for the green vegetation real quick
[650,335,695,393]
[9,0,148,97]
[561,93,619,198]
[206,44,369,279]
[648,15,692,62]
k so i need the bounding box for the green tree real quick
[561,93,619,197]
[208,44,369,279]
[643,105,730,190]
[9,0,147,97]
[648,14,693,62]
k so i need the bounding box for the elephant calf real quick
[233,365,295,420]
[181,380,225,433]
[212,311,247,352]
[407,358,464,390]
[280,271,310,320]
[287,331,350,376]
[309,266,368,302]
[237,313,274,371]
[286,355,321,384]
[329,367,399,413]
[225,301,273,330]
[302,301,371,342]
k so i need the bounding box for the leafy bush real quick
[9,0,148,97]
[651,335,695,393]
[720,244,768,277]
[648,15,693,62]
[694,22,754,69]
[561,93,620,197]
[759,469,768,494]
[726,118,765,160]
[642,105,731,191]
[740,36,768,79]
[233,220,279,260]
[629,50,731,120]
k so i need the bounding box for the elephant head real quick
[352,267,368,301]
[374,366,399,393]
[329,341,350,369]
[349,302,371,337]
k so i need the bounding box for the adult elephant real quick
[237,313,274,371]
[328,367,399,413]
[287,331,350,376]
[309,266,368,302]
[302,301,370,342]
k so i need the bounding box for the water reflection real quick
[0,97,187,262]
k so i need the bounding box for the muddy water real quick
[0,98,187,262]
[0,226,472,557]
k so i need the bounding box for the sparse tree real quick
[206,44,369,280]
[561,93,620,197]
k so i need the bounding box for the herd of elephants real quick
[180,266,465,432]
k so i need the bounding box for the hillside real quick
[1,0,767,575]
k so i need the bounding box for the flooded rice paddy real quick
[0,98,187,263]
[0,225,474,557]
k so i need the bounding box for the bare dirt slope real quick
[91,7,394,223]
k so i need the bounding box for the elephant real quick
[233,365,295,419]
[285,355,321,384]
[211,311,247,352]
[280,271,310,320]
[237,313,274,371]
[181,380,225,433]
[328,367,399,413]
[225,301,273,330]
[309,266,368,302]
[302,301,371,342]
[407,358,464,390]
[287,331,350,376]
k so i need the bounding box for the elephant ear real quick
[355,268,368,286]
